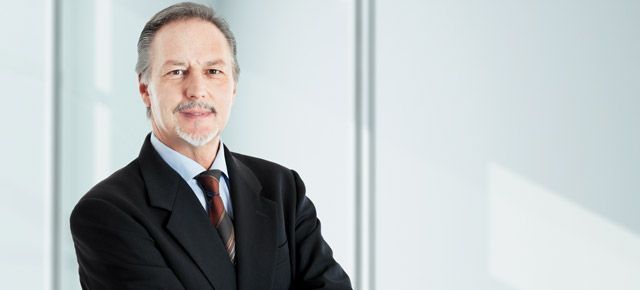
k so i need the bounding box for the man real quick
[70,2,352,290]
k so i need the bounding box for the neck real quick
[152,129,220,169]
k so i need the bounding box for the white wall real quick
[375,0,640,289]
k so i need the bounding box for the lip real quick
[179,110,213,118]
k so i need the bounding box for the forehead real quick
[150,18,231,64]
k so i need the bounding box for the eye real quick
[167,69,185,76]
[208,69,222,75]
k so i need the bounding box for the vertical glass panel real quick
[375,0,640,289]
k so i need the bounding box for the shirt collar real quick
[150,133,229,181]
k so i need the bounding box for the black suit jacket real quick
[70,135,352,290]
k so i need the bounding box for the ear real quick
[138,74,151,108]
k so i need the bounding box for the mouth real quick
[179,110,213,118]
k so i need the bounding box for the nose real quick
[185,72,208,99]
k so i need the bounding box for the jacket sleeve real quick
[290,170,353,290]
[70,196,185,290]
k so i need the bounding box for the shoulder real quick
[81,159,145,202]
[70,159,147,223]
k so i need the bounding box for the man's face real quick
[140,18,236,148]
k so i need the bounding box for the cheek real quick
[150,86,178,114]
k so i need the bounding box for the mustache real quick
[173,101,216,114]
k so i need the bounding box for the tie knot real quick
[195,170,223,197]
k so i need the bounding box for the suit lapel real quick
[138,135,236,290]
[225,147,278,290]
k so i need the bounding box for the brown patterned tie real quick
[196,170,236,264]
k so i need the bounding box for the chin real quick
[176,127,219,147]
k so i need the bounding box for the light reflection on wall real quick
[489,163,640,290]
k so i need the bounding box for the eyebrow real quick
[205,60,227,67]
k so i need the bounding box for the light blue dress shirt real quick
[150,133,234,218]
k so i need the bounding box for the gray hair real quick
[136,2,240,84]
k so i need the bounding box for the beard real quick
[176,123,218,147]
